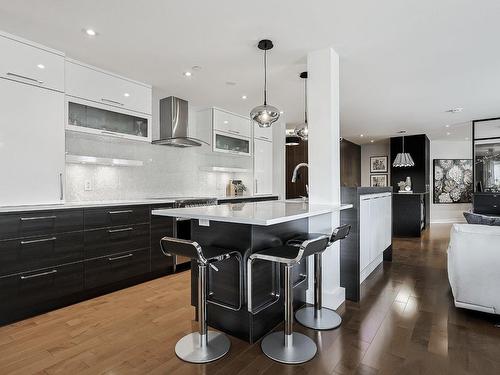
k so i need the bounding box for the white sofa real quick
[448,223,500,314]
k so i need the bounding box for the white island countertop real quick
[152,200,353,226]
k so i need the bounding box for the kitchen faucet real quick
[291,163,309,198]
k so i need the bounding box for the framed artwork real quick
[433,159,473,204]
[370,174,388,187]
[370,156,388,173]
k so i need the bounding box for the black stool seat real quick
[202,245,236,262]
[250,245,301,264]
[287,233,328,246]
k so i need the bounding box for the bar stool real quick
[160,237,233,363]
[287,224,351,330]
[248,235,330,364]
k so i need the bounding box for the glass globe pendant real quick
[250,40,280,128]
[295,72,308,140]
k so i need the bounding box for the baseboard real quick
[322,286,346,310]
[430,219,467,224]
[360,254,383,284]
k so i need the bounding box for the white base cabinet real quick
[359,193,392,283]
[0,78,65,206]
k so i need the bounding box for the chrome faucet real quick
[291,163,309,198]
[291,163,308,183]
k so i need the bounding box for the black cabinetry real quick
[390,134,430,237]
[0,204,175,325]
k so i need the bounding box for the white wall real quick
[360,139,391,187]
[430,140,472,223]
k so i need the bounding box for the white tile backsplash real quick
[65,131,253,201]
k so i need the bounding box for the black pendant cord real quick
[304,79,308,124]
[263,49,267,106]
[402,136,405,153]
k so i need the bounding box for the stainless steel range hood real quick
[152,96,207,147]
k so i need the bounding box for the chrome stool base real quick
[295,306,342,330]
[261,332,317,364]
[175,331,230,364]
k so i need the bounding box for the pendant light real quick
[250,39,280,128]
[392,131,415,167]
[295,71,308,141]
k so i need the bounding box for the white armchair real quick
[448,224,500,314]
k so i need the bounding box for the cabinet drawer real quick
[0,34,64,92]
[65,60,152,115]
[0,209,83,240]
[84,205,150,230]
[473,194,500,215]
[0,262,84,311]
[84,224,149,259]
[84,248,150,289]
[0,231,84,277]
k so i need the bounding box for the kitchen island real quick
[153,200,352,342]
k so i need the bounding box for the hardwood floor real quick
[1,224,499,374]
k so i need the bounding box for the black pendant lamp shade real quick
[250,40,280,128]
[392,134,415,167]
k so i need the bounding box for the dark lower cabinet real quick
[0,231,84,277]
[0,262,84,320]
[84,248,150,289]
[150,212,175,274]
[84,224,150,259]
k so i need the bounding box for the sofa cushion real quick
[463,211,492,225]
[463,211,500,226]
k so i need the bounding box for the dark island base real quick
[190,218,309,343]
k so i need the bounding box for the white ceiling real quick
[1,0,499,144]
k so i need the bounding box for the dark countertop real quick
[393,191,429,196]
[356,187,393,195]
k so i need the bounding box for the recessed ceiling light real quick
[445,124,450,128]
[124,93,130,97]
[84,28,97,37]
[223,120,229,124]
[37,64,45,69]
[241,95,247,100]
[183,71,192,77]
[446,132,451,136]
[279,111,284,114]
[360,134,364,137]
[446,108,463,113]
[370,139,374,143]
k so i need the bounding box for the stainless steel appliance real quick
[152,96,209,147]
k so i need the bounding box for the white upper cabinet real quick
[65,60,152,115]
[0,33,64,92]
[253,122,273,142]
[213,108,251,138]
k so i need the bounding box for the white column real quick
[306,47,344,309]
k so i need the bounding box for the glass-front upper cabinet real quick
[66,100,151,142]
[473,118,500,192]
[213,131,251,156]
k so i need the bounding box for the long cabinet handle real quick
[6,72,44,84]
[21,237,57,245]
[108,210,133,214]
[59,172,64,201]
[20,216,56,221]
[101,98,124,106]
[20,269,57,280]
[108,253,133,261]
[107,227,133,233]
[100,130,125,138]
